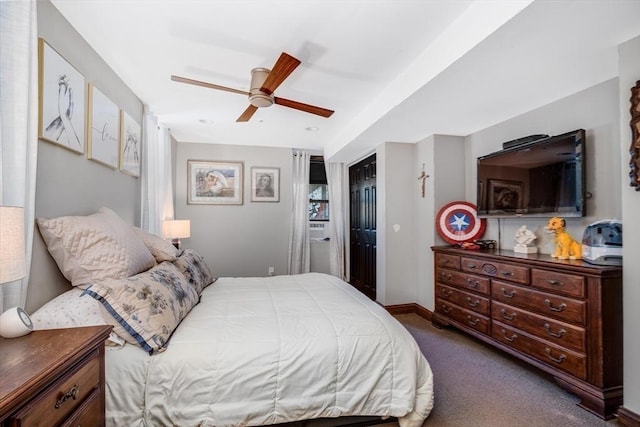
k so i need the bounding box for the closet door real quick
[349,154,376,300]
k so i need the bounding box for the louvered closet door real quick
[349,153,376,300]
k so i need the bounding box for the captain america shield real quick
[436,201,486,244]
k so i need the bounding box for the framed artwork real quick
[488,179,523,211]
[88,84,120,168]
[251,167,280,202]
[38,38,86,154]
[120,111,141,177]
[188,160,243,205]
[629,80,640,191]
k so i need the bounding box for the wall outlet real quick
[268,267,275,276]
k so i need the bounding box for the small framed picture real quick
[488,179,523,211]
[251,167,280,202]
[188,160,243,205]
[38,38,86,154]
[120,110,141,177]
[88,84,120,169]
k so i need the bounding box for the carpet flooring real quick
[390,313,621,427]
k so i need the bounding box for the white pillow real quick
[30,288,125,348]
[37,207,156,287]
[132,226,180,263]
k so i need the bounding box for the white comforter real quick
[105,273,433,426]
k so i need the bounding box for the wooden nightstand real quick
[0,325,112,426]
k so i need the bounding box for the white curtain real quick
[0,0,39,312]
[140,106,174,235]
[288,150,310,274]
[326,162,347,280]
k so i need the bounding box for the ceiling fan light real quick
[249,67,274,107]
[249,93,274,108]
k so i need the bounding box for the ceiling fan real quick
[171,52,334,122]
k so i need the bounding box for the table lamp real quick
[162,219,191,249]
[0,206,33,338]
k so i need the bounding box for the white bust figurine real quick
[514,225,537,253]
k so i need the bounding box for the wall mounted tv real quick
[476,129,585,218]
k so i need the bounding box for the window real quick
[309,157,329,221]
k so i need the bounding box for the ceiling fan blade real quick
[236,105,259,122]
[260,52,301,95]
[274,97,334,118]
[171,75,249,96]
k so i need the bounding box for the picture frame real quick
[38,38,86,154]
[629,80,640,191]
[120,110,141,177]
[188,160,243,205]
[251,167,280,202]
[88,84,120,169]
[488,179,523,211]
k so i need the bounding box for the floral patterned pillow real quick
[84,261,199,354]
[172,249,215,295]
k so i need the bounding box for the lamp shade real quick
[0,206,26,284]
[162,220,191,239]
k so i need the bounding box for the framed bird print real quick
[188,160,243,205]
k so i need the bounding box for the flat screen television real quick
[476,129,586,218]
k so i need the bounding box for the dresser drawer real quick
[436,298,490,335]
[436,268,490,295]
[435,253,460,270]
[531,269,585,298]
[10,350,101,427]
[492,280,586,325]
[436,284,490,315]
[492,301,586,353]
[461,257,529,285]
[492,321,587,380]
[60,388,103,427]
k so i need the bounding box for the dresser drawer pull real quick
[500,329,517,342]
[544,299,567,312]
[441,304,452,314]
[547,279,564,286]
[466,263,478,270]
[441,288,452,297]
[466,297,479,307]
[466,278,479,288]
[544,323,566,338]
[441,259,450,264]
[55,384,80,409]
[440,272,452,281]
[501,271,514,277]
[500,309,516,320]
[545,348,567,363]
[501,288,516,298]
[467,315,479,326]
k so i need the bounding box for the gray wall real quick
[174,143,292,278]
[27,1,142,312]
[618,35,640,417]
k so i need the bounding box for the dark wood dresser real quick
[0,325,112,426]
[431,246,623,420]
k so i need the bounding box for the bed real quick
[30,207,434,426]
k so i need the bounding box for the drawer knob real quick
[55,384,80,409]
[441,272,452,281]
[501,288,516,298]
[441,304,452,314]
[441,288,452,297]
[545,347,567,364]
[466,278,479,288]
[544,299,567,312]
[500,309,516,321]
[544,323,566,338]
[500,329,517,342]
[547,279,564,286]
[466,297,480,307]
[467,315,479,326]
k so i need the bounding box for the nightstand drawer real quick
[60,388,102,427]
[11,350,100,427]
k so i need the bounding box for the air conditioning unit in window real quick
[310,222,329,240]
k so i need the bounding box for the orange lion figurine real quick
[545,217,582,260]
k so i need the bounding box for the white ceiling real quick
[50,0,640,162]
